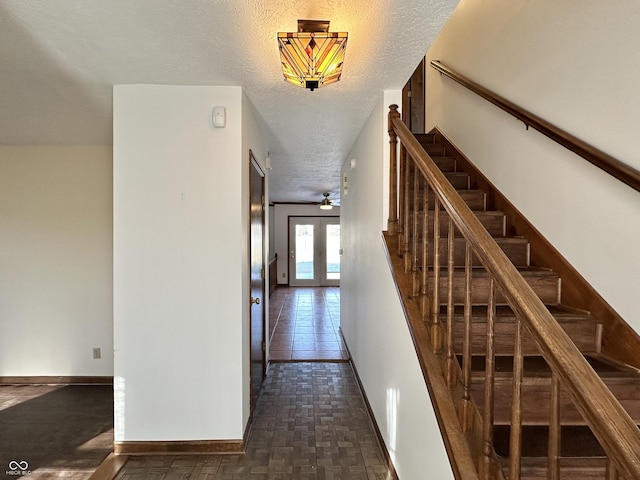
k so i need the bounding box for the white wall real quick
[114,85,256,442]
[341,92,454,479]
[273,204,340,285]
[426,0,640,324]
[0,146,113,377]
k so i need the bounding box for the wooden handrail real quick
[388,108,640,478]
[430,60,640,193]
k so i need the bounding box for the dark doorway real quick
[402,57,425,133]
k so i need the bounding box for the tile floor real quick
[269,287,349,361]
[115,362,396,480]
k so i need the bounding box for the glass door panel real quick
[325,223,340,281]
[294,224,314,280]
[289,217,340,287]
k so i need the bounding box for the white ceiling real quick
[0,0,456,203]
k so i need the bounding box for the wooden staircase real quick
[409,131,640,479]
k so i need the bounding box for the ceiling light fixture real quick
[319,192,333,210]
[278,20,348,91]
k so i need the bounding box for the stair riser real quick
[420,212,506,237]
[405,190,487,211]
[417,238,529,268]
[518,465,607,480]
[406,155,456,172]
[497,431,610,478]
[444,172,471,189]
[472,379,640,425]
[432,191,486,210]
[448,320,599,355]
[428,156,456,172]
[415,133,437,145]
[423,145,446,156]
[431,274,560,306]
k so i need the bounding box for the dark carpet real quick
[0,384,113,479]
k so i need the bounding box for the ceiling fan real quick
[320,192,334,210]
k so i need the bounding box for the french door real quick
[288,217,340,287]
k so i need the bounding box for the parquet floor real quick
[115,363,395,480]
[268,287,349,361]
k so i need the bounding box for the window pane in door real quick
[326,224,340,280]
[295,224,314,279]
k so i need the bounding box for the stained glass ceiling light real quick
[278,20,348,91]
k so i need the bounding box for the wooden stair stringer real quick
[382,232,505,480]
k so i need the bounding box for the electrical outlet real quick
[93,347,101,359]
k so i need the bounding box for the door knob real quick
[251,296,261,305]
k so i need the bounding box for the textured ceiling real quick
[0,0,457,203]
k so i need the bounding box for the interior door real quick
[288,216,340,287]
[249,152,266,412]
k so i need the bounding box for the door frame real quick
[249,150,266,412]
[402,57,425,133]
[288,216,340,287]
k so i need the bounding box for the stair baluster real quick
[508,319,524,479]
[480,279,497,480]
[412,165,421,297]
[420,179,430,321]
[431,198,442,351]
[461,243,474,432]
[402,148,411,270]
[445,215,457,387]
[548,373,561,480]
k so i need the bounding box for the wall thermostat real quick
[212,106,226,128]
[342,171,349,197]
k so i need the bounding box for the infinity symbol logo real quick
[8,461,28,470]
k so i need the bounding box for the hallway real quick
[268,287,349,361]
[114,362,395,479]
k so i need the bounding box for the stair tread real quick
[440,304,597,322]
[429,155,456,162]
[417,188,484,194]
[415,133,437,143]
[432,266,556,276]
[464,354,640,377]
[516,457,610,480]
[425,235,527,243]
[493,425,608,458]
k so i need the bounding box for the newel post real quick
[387,104,401,235]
